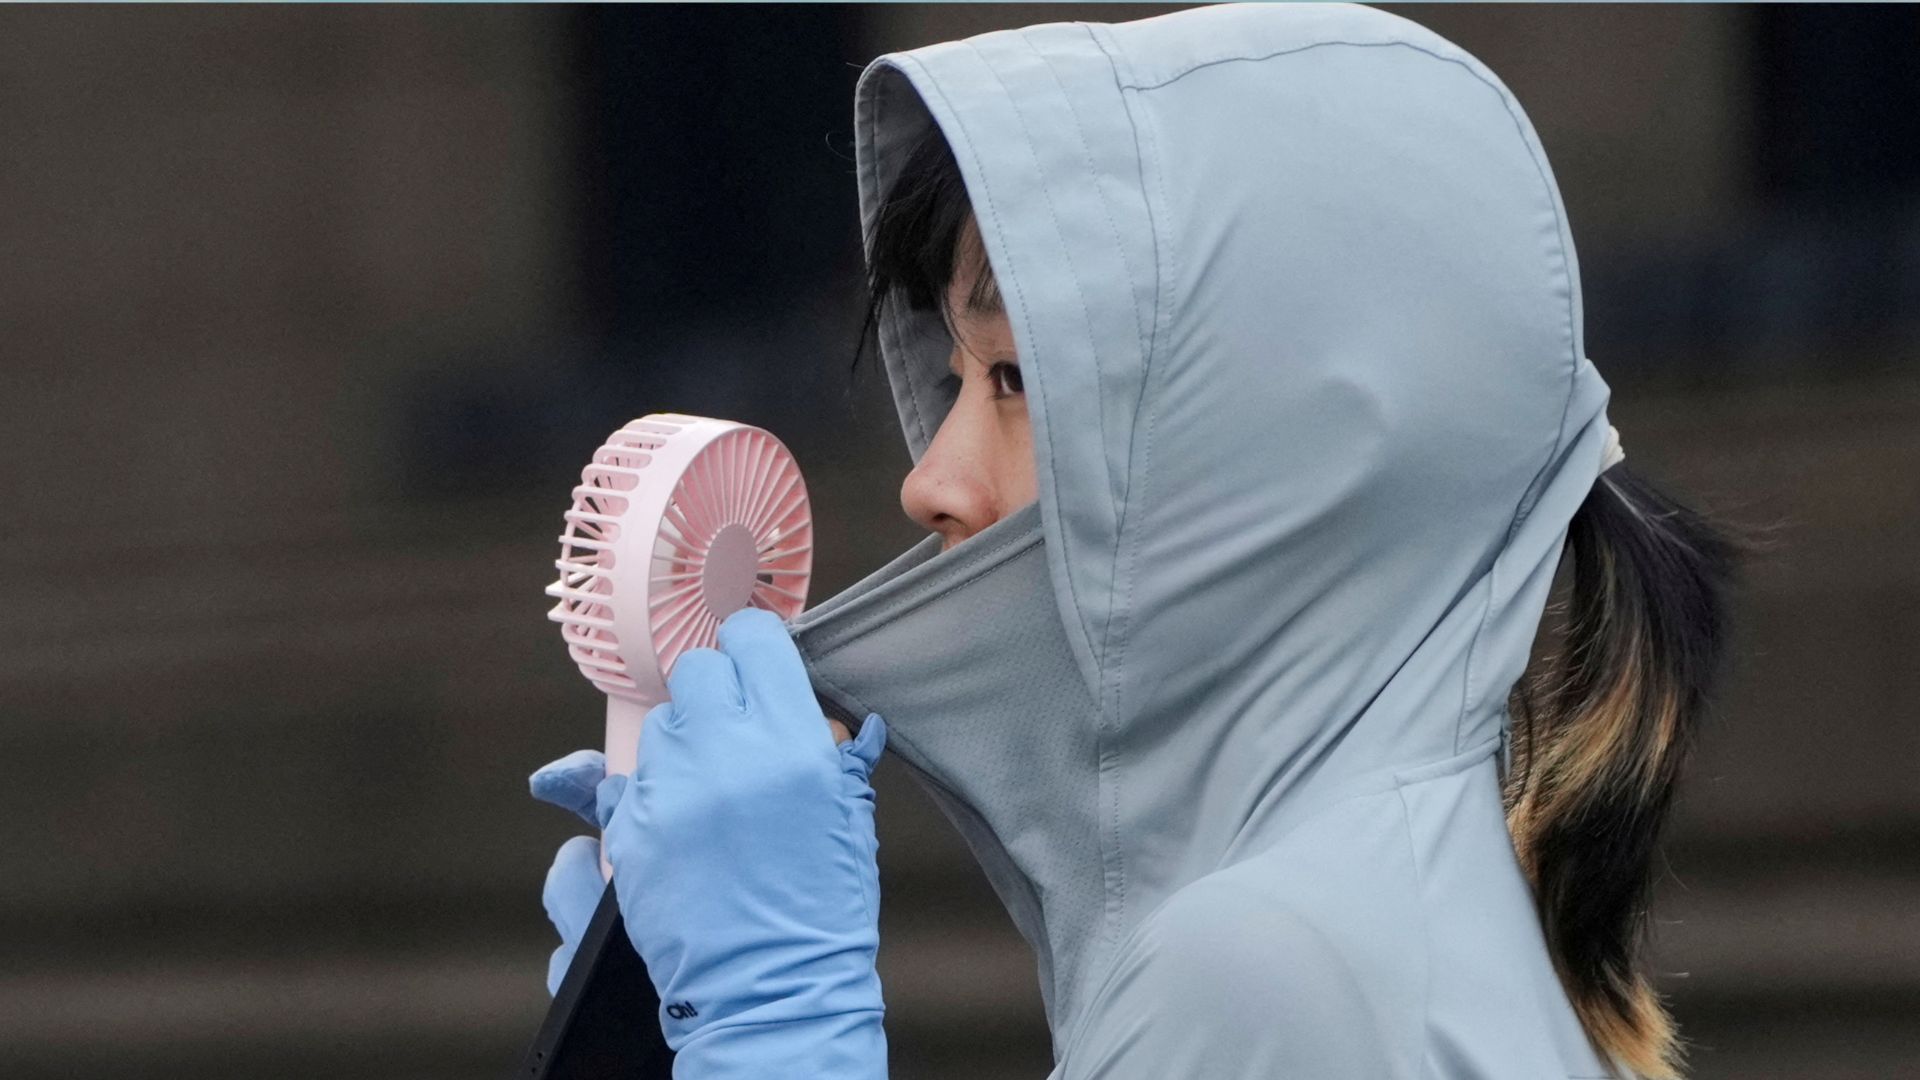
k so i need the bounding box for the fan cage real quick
[642,425,814,666]
[544,415,813,699]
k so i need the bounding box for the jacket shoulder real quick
[1054,847,1426,1080]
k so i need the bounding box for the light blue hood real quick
[794,4,1623,1076]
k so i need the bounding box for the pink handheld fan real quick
[545,412,814,808]
[522,413,811,1079]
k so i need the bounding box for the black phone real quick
[515,881,674,1079]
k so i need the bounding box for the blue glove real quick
[527,751,608,996]
[530,606,888,1079]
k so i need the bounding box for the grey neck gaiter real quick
[789,501,1107,1035]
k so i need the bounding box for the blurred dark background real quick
[1,5,1915,1078]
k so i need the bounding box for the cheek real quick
[997,407,1038,502]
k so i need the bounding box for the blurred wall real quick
[0,7,577,528]
[0,6,1914,1080]
[0,8,584,1076]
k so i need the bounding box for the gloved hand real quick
[529,606,889,1079]
[527,750,608,995]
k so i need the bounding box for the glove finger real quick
[595,772,631,831]
[841,712,888,779]
[547,940,578,998]
[665,646,745,715]
[528,749,607,826]
[716,607,820,719]
[543,835,605,944]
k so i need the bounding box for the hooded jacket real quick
[791,4,1623,1077]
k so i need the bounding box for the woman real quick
[531,4,1740,1078]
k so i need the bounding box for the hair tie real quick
[1600,424,1626,473]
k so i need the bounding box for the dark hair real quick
[851,126,999,379]
[1505,467,1743,1079]
[855,122,1744,1080]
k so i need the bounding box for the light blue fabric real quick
[788,3,1627,1077]
[527,768,605,995]
[531,608,888,1078]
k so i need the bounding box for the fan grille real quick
[546,415,812,700]
[645,426,812,664]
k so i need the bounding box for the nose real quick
[900,396,1001,551]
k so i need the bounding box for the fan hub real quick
[701,523,761,618]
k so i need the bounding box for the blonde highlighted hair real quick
[1505,468,1742,1079]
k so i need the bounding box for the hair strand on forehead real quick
[853,125,999,377]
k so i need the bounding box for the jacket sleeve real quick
[1050,879,1404,1080]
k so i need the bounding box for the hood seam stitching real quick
[957,39,1114,689]
[1094,88,1167,946]
[1394,786,1439,1079]
[1024,36,1152,632]
[1025,24,1164,949]
[1122,35,1469,92]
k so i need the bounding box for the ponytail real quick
[1505,466,1743,1079]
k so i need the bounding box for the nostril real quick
[900,466,950,534]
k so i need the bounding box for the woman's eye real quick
[988,362,1024,399]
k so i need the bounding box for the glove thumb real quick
[594,772,630,831]
[840,712,887,779]
[529,749,607,827]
